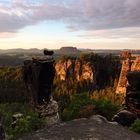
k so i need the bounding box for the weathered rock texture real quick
[55,59,94,82]
[116,55,140,94]
[17,115,140,140]
[37,99,59,126]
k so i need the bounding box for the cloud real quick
[0,0,140,33]
[78,27,140,39]
[0,32,16,38]
[72,0,140,30]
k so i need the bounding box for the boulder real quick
[112,110,137,126]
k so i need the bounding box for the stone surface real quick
[17,115,140,140]
[37,99,60,126]
[112,110,137,126]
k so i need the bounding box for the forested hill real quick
[0,47,140,66]
[0,53,121,103]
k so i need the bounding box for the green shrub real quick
[130,119,140,133]
[0,103,46,139]
[60,93,120,121]
[8,113,46,139]
[0,103,35,129]
[92,99,120,120]
[60,93,92,121]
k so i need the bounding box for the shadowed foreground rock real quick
[17,115,140,140]
[113,71,140,126]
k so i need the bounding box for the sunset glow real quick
[0,0,140,50]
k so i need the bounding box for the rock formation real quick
[37,99,59,126]
[55,59,95,82]
[116,58,131,95]
[126,71,140,113]
[113,71,140,126]
[116,54,140,95]
[23,50,59,125]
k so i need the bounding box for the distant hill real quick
[0,48,42,54]
[55,47,81,55]
[0,47,140,56]
[0,47,140,66]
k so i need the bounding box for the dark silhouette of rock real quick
[126,71,140,89]
[23,51,55,105]
[43,49,54,56]
[112,110,137,126]
[22,50,59,125]
[126,71,140,112]
[113,71,140,126]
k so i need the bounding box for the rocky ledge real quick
[17,115,140,140]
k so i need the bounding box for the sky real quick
[0,0,140,50]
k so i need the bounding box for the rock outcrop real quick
[125,71,140,113]
[37,98,59,126]
[113,71,140,126]
[116,55,140,95]
[17,115,140,140]
[23,51,60,125]
[55,59,95,82]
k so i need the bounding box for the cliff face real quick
[116,55,140,94]
[55,59,95,82]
